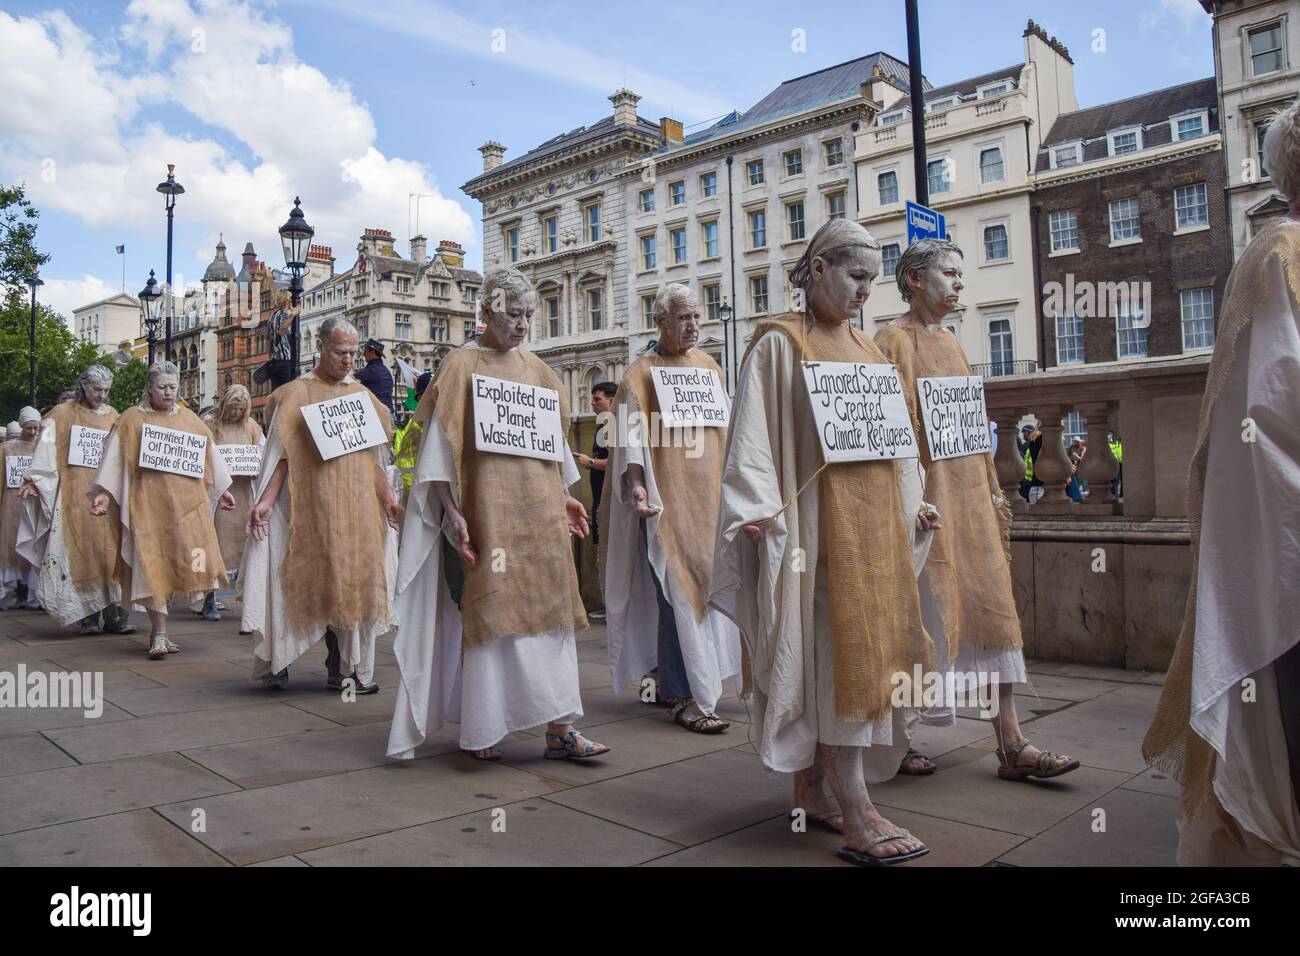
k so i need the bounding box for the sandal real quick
[995,737,1080,781]
[837,829,929,866]
[670,700,730,735]
[898,747,936,775]
[462,747,501,761]
[544,730,611,760]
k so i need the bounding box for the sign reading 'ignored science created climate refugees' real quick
[138,424,207,478]
[801,361,917,463]
[916,375,992,461]
[649,366,729,428]
[472,373,564,462]
[301,393,388,461]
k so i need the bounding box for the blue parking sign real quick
[906,200,946,245]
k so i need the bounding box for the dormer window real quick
[927,96,959,111]
[877,108,910,127]
[1107,127,1143,156]
[1171,110,1208,142]
[1049,141,1083,169]
[977,80,1012,99]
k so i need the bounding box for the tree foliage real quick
[0,297,102,418]
[106,359,147,412]
[1,184,50,298]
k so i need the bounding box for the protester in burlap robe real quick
[1143,104,1300,866]
[709,219,941,866]
[89,362,235,659]
[0,407,41,609]
[876,238,1078,784]
[603,283,741,734]
[388,266,611,762]
[192,385,264,624]
[242,317,401,694]
[17,366,134,634]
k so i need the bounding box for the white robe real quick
[387,343,584,756]
[604,386,742,711]
[241,375,398,683]
[1179,220,1300,865]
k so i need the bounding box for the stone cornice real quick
[1032,137,1223,190]
[858,183,1033,224]
[465,130,663,200]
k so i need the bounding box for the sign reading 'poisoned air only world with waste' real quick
[138,424,207,478]
[649,366,729,427]
[916,375,992,461]
[301,393,388,461]
[472,373,563,462]
[68,425,109,468]
[217,444,263,476]
[800,361,917,463]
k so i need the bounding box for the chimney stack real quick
[660,116,683,146]
[435,240,465,268]
[479,140,506,172]
[609,88,642,126]
[410,235,428,265]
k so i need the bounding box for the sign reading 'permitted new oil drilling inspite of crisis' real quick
[301,393,388,461]
[217,444,263,477]
[649,366,729,427]
[68,425,109,469]
[800,361,917,463]
[916,375,993,461]
[472,373,564,462]
[138,424,207,478]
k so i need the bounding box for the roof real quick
[1042,77,1217,149]
[464,114,663,189]
[924,64,1024,102]
[72,292,138,313]
[448,267,482,284]
[203,237,236,282]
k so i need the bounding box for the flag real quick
[115,244,125,254]
[394,357,420,388]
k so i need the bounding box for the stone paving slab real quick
[0,700,134,737]
[0,808,231,867]
[101,677,324,718]
[0,732,78,777]
[1025,661,1153,683]
[1011,683,1161,775]
[997,787,1178,866]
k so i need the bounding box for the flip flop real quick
[837,829,929,866]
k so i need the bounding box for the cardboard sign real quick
[916,375,993,461]
[801,361,918,463]
[300,393,388,461]
[217,443,263,477]
[650,366,729,427]
[5,455,32,488]
[68,425,110,469]
[138,424,207,478]
[472,373,563,462]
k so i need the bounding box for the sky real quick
[0,0,1216,320]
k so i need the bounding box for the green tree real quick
[0,297,103,418]
[1,184,50,298]
[106,358,147,412]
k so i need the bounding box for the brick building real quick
[215,242,287,427]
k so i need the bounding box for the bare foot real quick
[792,772,843,832]
[843,810,927,860]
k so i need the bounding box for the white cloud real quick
[1140,0,1208,32]
[0,1,475,304]
[39,274,123,324]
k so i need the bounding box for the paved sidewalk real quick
[0,602,1177,866]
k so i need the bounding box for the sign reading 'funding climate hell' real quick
[916,375,992,461]
[5,455,32,488]
[801,361,917,463]
[301,393,388,461]
[138,424,207,478]
[649,366,729,428]
[68,425,109,469]
[472,373,563,462]
[217,444,263,476]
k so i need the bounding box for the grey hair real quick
[145,361,181,388]
[478,266,535,322]
[317,316,359,344]
[74,364,114,404]
[1262,97,1300,204]
[896,239,964,302]
[652,283,696,325]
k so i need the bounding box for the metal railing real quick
[972,359,1037,377]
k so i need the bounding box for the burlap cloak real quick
[0,438,36,579]
[44,402,121,588]
[414,344,587,649]
[203,415,264,570]
[876,323,1022,660]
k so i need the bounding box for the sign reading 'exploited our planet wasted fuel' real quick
[472,373,564,462]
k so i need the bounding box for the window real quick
[585,203,601,242]
[1175,114,1205,140]
[431,316,448,341]
[812,190,841,227]
[749,208,767,249]
[979,145,1004,184]
[670,181,686,206]
[1049,210,1080,252]
[749,274,769,314]
[700,172,717,198]
[927,158,951,195]
[978,81,1010,98]
[988,317,1014,376]
[824,138,844,167]
[1109,129,1140,156]
[670,227,687,264]
[546,296,561,338]
[786,200,806,241]
[881,242,902,278]
[640,188,655,213]
[507,227,519,263]
[878,109,908,126]
[544,215,558,254]
[1055,312,1085,365]
[702,283,721,322]
[1064,411,1087,445]
[1174,183,1209,229]
[640,233,657,270]
[1051,143,1081,169]
[746,159,764,185]
[641,294,655,329]
[1255,120,1272,177]
[464,319,477,340]
[1116,302,1148,358]
[1180,287,1215,350]
[1249,22,1284,76]
[983,222,1009,261]
[701,220,719,258]
[587,289,603,331]
[878,169,899,205]
[928,95,959,111]
[783,149,804,176]
[1109,197,1141,242]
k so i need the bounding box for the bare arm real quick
[246,458,288,539]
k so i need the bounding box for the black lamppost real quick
[155,164,184,361]
[278,197,314,374]
[719,298,735,392]
[139,270,162,366]
[26,271,43,406]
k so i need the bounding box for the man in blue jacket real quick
[355,339,394,412]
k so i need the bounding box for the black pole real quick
[290,272,302,375]
[28,285,37,406]
[725,155,737,392]
[147,326,156,367]
[164,197,175,361]
[906,0,928,207]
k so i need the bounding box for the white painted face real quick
[82,378,111,408]
[910,251,964,317]
[147,374,179,411]
[21,421,39,441]
[809,246,879,323]
[318,329,358,382]
[656,294,701,355]
[482,292,535,351]
[223,395,249,421]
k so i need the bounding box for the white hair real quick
[478,266,535,323]
[317,316,359,345]
[1262,97,1300,204]
[652,283,696,325]
[75,364,114,404]
[896,239,964,302]
[146,361,180,388]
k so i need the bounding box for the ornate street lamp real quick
[139,270,162,366]
[278,196,315,374]
[26,271,44,405]
[719,298,735,393]
[155,164,185,361]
